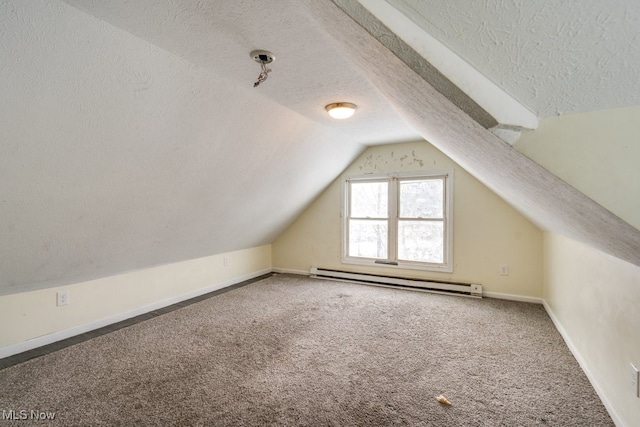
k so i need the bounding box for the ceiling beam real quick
[330,0,497,130]
[353,0,538,133]
[334,0,538,145]
[303,0,640,267]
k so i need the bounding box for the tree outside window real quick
[343,171,452,272]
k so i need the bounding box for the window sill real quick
[341,257,453,274]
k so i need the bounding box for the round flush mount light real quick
[325,102,357,119]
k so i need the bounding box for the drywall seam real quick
[0,268,271,359]
[356,0,538,130]
[542,300,624,427]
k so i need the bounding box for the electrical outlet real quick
[499,264,509,276]
[223,257,229,267]
[56,290,70,306]
[632,363,639,398]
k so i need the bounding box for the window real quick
[342,171,453,272]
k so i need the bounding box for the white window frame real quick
[342,170,453,273]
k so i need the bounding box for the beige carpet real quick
[0,274,612,426]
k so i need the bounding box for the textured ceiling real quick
[2,0,639,296]
[306,1,640,266]
[63,0,420,145]
[387,0,640,117]
[1,0,393,294]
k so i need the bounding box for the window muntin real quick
[343,172,452,272]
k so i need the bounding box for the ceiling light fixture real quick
[325,102,357,119]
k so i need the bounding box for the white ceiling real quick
[387,0,640,117]
[1,0,639,294]
[63,0,421,145]
[1,0,386,293]
[65,0,640,121]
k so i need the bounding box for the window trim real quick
[342,170,454,273]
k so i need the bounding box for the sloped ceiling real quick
[386,0,640,117]
[310,0,640,268]
[0,0,418,295]
[1,0,639,295]
[61,0,420,144]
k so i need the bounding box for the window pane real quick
[348,219,388,259]
[350,181,388,218]
[397,220,444,263]
[399,179,443,218]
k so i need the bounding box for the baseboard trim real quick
[271,268,309,276]
[272,270,544,304]
[0,268,271,360]
[483,291,543,304]
[542,301,623,427]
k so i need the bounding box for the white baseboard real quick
[271,268,309,276]
[273,270,544,304]
[483,291,543,304]
[0,268,271,360]
[542,301,624,427]
[3,270,622,426]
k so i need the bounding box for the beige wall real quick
[515,107,640,426]
[273,141,543,299]
[543,233,640,426]
[516,105,640,230]
[0,245,271,354]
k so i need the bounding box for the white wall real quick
[0,0,363,296]
[516,105,640,230]
[543,233,640,426]
[0,245,271,356]
[273,141,543,299]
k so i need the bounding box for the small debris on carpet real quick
[436,395,452,405]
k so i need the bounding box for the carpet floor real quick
[0,274,612,426]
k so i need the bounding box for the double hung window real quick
[343,171,453,272]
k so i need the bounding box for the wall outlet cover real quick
[56,290,70,306]
[499,264,509,276]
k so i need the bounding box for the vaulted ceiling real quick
[1,0,639,295]
[387,0,640,117]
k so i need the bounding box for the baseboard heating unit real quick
[310,267,482,298]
